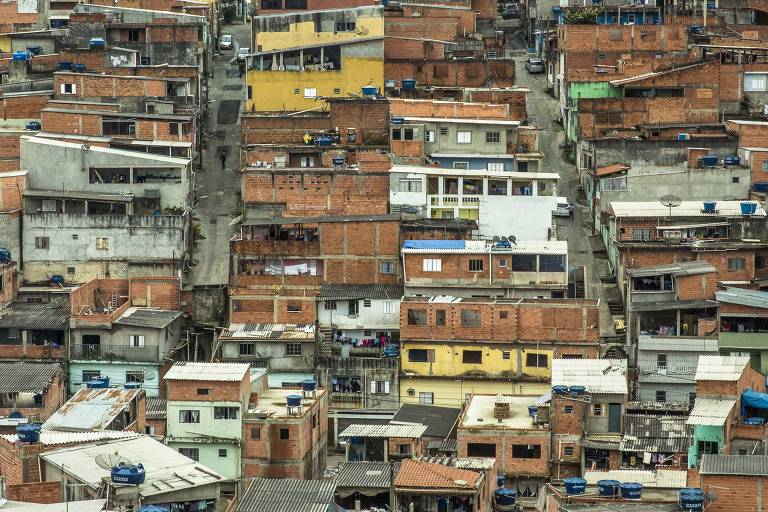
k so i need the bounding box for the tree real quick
[563,7,600,24]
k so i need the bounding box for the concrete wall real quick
[317,297,400,330]
[221,340,316,372]
[68,361,162,396]
[71,316,181,359]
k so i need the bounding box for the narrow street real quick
[187,22,250,288]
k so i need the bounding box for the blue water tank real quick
[689,25,703,34]
[741,202,758,215]
[25,121,41,131]
[0,248,11,263]
[138,506,169,512]
[50,18,67,28]
[495,488,517,507]
[50,275,65,285]
[402,79,416,90]
[723,156,740,166]
[496,475,505,488]
[72,63,86,73]
[552,385,568,395]
[332,156,345,166]
[301,380,317,392]
[564,477,586,495]
[597,479,620,496]
[384,79,396,89]
[124,382,142,390]
[755,183,768,193]
[12,51,29,61]
[698,155,718,168]
[26,46,43,56]
[89,38,106,48]
[8,411,23,419]
[361,86,378,96]
[528,405,537,417]
[286,394,302,407]
[678,488,704,510]
[568,385,586,395]
[620,482,643,499]
[703,201,716,213]
[16,424,41,444]
[390,116,404,125]
[111,463,145,485]
[87,377,110,389]
[744,417,765,425]
[316,135,332,146]
[58,61,72,71]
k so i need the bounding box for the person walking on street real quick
[569,204,574,220]
[220,152,227,170]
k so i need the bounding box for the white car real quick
[554,197,574,217]
[220,34,233,51]
[236,47,250,63]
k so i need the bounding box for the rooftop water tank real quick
[678,488,704,511]
[50,275,65,285]
[0,248,11,263]
[89,38,106,48]
[8,411,23,419]
[703,201,716,213]
[332,156,345,166]
[87,377,110,389]
[72,63,86,73]
[552,385,568,395]
[597,480,620,497]
[124,382,142,390]
[301,380,317,392]
[494,488,517,510]
[111,462,145,485]
[58,61,72,71]
[496,475,505,488]
[402,79,416,90]
[698,155,718,168]
[390,116,404,125]
[527,406,537,417]
[26,46,43,56]
[744,417,765,425]
[564,477,586,495]
[12,51,29,61]
[361,86,378,97]
[286,395,302,407]
[741,202,758,215]
[620,482,643,499]
[16,424,41,444]
[138,506,170,512]
[25,121,41,131]
[384,79,396,89]
[568,385,586,395]
[723,156,740,166]
[316,135,333,146]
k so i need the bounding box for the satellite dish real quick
[508,235,517,245]
[501,236,508,242]
[660,194,682,216]
[492,236,500,243]
[143,369,156,380]
[95,452,133,471]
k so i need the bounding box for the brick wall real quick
[728,121,768,147]
[550,395,586,435]
[241,115,330,145]
[0,170,25,211]
[53,72,168,100]
[0,94,49,120]
[457,427,549,477]
[699,474,768,512]
[389,98,513,119]
[129,276,180,309]
[5,480,62,503]
[165,375,247,402]
[385,59,515,88]
[749,149,768,187]
[328,99,389,146]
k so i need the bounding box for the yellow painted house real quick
[245,6,384,112]
[399,342,554,408]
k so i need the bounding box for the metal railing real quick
[70,343,160,362]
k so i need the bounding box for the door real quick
[608,403,622,432]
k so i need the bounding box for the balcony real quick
[0,342,66,361]
[232,239,320,257]
[330,391,363,409]
[70,343,160,363]
[319,356,399,371]
[429,195,481,208]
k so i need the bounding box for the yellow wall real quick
[401,341,553,381]
[0,36,11,53]
[399,376,551,409]
[255,14,384,51]
[245,55,383,111]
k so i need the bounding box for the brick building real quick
[697,454,768,512]
[0,362,65,423]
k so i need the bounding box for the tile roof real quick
[319,283,404,301]
[621,415,690,453]
[146,397,167,420]
[237,478,336,512]
[43,387,141,432]
[339,423,428,439]
[583,434,622,450]
[700,454,768,476]
[583,470,687,488]
[417,456,496,470]
[219,323,316,342]
[687,397,736,426]
[551,359,628,394]
[0,362,61,393]
[394,459,480,490]
[163,362,250,381]
[0,430,141,446]
[694,355,749,381]
[0,298,69,330]
[596,163,630,177]
[716,287,768,310]
[391,403,461,439]
[610,200,765,218]
[113,308,181,329]
[334,462,393,488]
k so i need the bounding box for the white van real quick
[554,197,572,217]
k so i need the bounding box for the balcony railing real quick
[319,356,399,370]
[71,343,160,363]
[429,194,481,207]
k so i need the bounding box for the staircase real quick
[317,328,335,357]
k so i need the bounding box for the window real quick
[82,370,100,382]
[499,310,508,320]
[461,310,481,327]
[502,351,510,359]
[398,443,411,455]
[179,410,200,423]
[408,349,434,362]
[60,83,76,94]
[293,88,300,95]
[485,132,500,143]
[512,444,541,458]
[178,448,199,461]
[95,237,109,250]
[67,267,76,274]
[324,300,338,311]
[348,300,359,316]
[728,258,746,271]
[745,73,768,92]
[140,56,151,66]
[197,388,211,396]
[457,131,471,144]
[463,350,482,364]
[126,371,144,384]
[129,335,145,347]
[656,390,667,402]
[593,404,602,416]
[452,162,469,170]
[439,127,448,136]
[469,259,484,272]
[127,29,140,41]
[407,309,427,325]
[214,407,238,420]
[247,86,252,100]
[526,353,548,368]
[280,428,290,440]
[384,300,397,314]
[304,88,317,98]
[763,161,768,172]
[239,343,255,356]
[35,237,49,249]
[657,353,667,369]
[335,21,355,31]
[286,343,302,356]
[632,228,651,241]
[333,88,341,95]
[287,303,301,313]
[102,118,135,136]
[512,255,536,271]
[435,309,446,325]
[487,162,505,172]
[467,443,496,457]
[398,179,422,192]
[251,427,261,439]
[425,130,435,142]
[371,380,390,394]
[363,299,372,308]
[218,449,227,457]
[563,446,575,456]
[422,258,442,272]
[145,425,155,435]
[517,161,528,172]
[381,261,396,274]
[733,177,740,184]
[418,391,434,404]
[564,405,574,414]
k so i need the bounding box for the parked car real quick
[553,197,574,217]
[219,34,233,51]
[236,47,250,63]
[525,57,545,74]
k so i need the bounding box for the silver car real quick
[220,34,233,51]
[525,57,545,74]
[236,47,250,63]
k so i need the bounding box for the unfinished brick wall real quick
[389,98,513,120]
[457,427,550,477]
[129,277,180,309]
[53,73,168,100]
[385,59,515,88]
[328,98,389,146]
[165,375,248,403]
[728,121,768,147]
[676,273,717,301]
[698,474,768,512]
[5,481,62,503]
[467,90,527,121]
[241,114,330,145]
[0,170,25,211]
[0,94,50,120]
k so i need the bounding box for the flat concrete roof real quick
[461,394,541,430]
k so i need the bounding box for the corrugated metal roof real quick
[0,362,61,393]
[687,397,736,426]
[627,261,717,278]
[694,355,749,381]
[237,478,336,512]
[583,435,622,450]
[638,335,719,353]
[319,284,404,301]
[42,387,141,432]
[145,397,167,420]
[621,415,690,453]
[339,423,428,439]
[401,239,568,255]
[219,323,315,342]
[610,200,766,218]
[0,430,140,446]
[583,470,687,488]
[391,403,461,439]
[0,298,69,330]
[0,498,107,512]
[716,287,768,310]
[163,362,250,381]
[334,462,392,488]
[113,308,181,329]
[41,435,224,498]
[551,359,628,394]
[700,454,768,475]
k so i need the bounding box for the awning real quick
[656,222,729,230]
[742,389,768,416]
